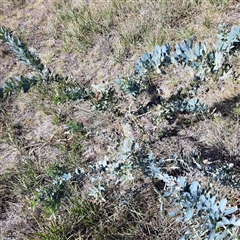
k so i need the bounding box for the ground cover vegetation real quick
[0,0,240,239]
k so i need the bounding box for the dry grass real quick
[0,0,240,239]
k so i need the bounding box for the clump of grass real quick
[54,0,115,50]
[34,187,183,240]
[205,117,240,161]
[53,0,202,61]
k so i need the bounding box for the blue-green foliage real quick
[171,98,208,114]
[1,25,240,239]
[142,153,240,239]
[94,144,240,239]
[169,179,240,240]
[65,85,90,101]
[0,26,50,98]
[117,25,240,105]
[91,85,116,111]
[115,26,240,121]
[1,25,239,115]
[33,172,72,213]
[55,80,93,103]
[0,26,90,101]
[37,137,240,238]
[218,24,240,53]
[33,130,240,238]
[173,37,207,68]
[133,25,240,81]
[1,75,38,98]
[0,26,45,73]
[115,75,145,96]
[135,43,171,76]
[0,26,116,106]
[211,163,240,189]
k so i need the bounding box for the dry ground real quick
[0,0,240,239]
